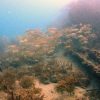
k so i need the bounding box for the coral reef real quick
[0,24,99,100]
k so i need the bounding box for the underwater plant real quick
[19,76,34,89]
[56,75,78,95]
[0,68,16,92]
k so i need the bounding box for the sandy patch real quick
[35,80,59,100]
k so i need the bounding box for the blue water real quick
[0,0,64,38]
